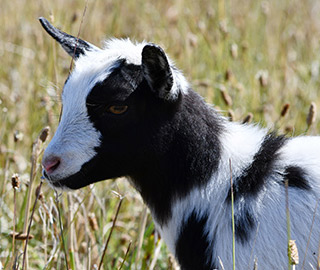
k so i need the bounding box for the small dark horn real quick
[39,17,100,59]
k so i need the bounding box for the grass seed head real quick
[242,113,253,124]
[306,102,316,127]
[11,173,20,189]
[187,32,198,48]
[241,41,249,53]
[219,20,228,36]
[225,69,233,81]
[13,130,24,143]
[220,87,233,107]
[230,43,238,59]
[280,103,290,117]
[39,126,50,143]
[288,239,299,265]
[88,212,99,231]
[257,70,269,87]
[35,184,44,202]
[9,232,34,240]
[228,109,235,121]
[285,125,294,133]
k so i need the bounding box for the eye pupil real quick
[108,105,128,114]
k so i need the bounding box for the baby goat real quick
[40,17,320,269]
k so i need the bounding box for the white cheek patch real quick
[44,102,101,179]
[43,60,106,180]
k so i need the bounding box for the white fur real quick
[154,121,320,269]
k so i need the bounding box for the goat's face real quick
[40,18,188,189]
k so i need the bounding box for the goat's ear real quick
[141,44,174,100]
[39,17,100,59]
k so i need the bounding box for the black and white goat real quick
[40,17,320,270]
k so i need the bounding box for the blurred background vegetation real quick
[1,0,320,269]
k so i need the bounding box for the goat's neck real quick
[130,90,224,225]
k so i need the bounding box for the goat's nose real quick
[42,156,61,174]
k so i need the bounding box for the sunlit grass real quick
[1,0,320,269]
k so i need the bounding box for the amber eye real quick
[108,105,128,114]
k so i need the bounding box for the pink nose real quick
[42,156,61,174]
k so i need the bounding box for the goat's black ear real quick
[141,44,174,100]
[39,17,100,59]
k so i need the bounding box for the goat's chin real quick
[43,170,102,190]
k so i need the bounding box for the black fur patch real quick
[227,133,287,243]
[176,211,216,270]
[283,166,311,190]
[234,206,256,244]
[232,133,287,201]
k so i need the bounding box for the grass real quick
[1,0,320,269]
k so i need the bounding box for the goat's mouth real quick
[42,169,92,190]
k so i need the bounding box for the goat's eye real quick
[108,105,128,115]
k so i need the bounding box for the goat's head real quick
[40,18,188,190]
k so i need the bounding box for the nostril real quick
[42,157,61,174]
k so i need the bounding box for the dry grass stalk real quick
[69,0,89,71]
[67,193,76,270]
[318,240,320,270]
[11,173,20,269]
[218,256,225,270]
[21,126,50,270]
[35,184,44,202]
[135,205,148,269]
[285,179,293,270]
[118,240,132,270]
[302,199,319,269]
[229,159,236,270]
[248,223,260,270]
[22,180,43,270]
[98,195,124,270]
[167,253,180,270]
[149,239,163,270]
[55,191,70,269]
[253,257,258,270]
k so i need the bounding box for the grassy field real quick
[1,0,320,269]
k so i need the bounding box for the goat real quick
[40,17,320,269]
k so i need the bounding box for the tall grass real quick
[1,0,320,269]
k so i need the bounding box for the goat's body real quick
[39,19,320,270]
[154,119,320,269]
